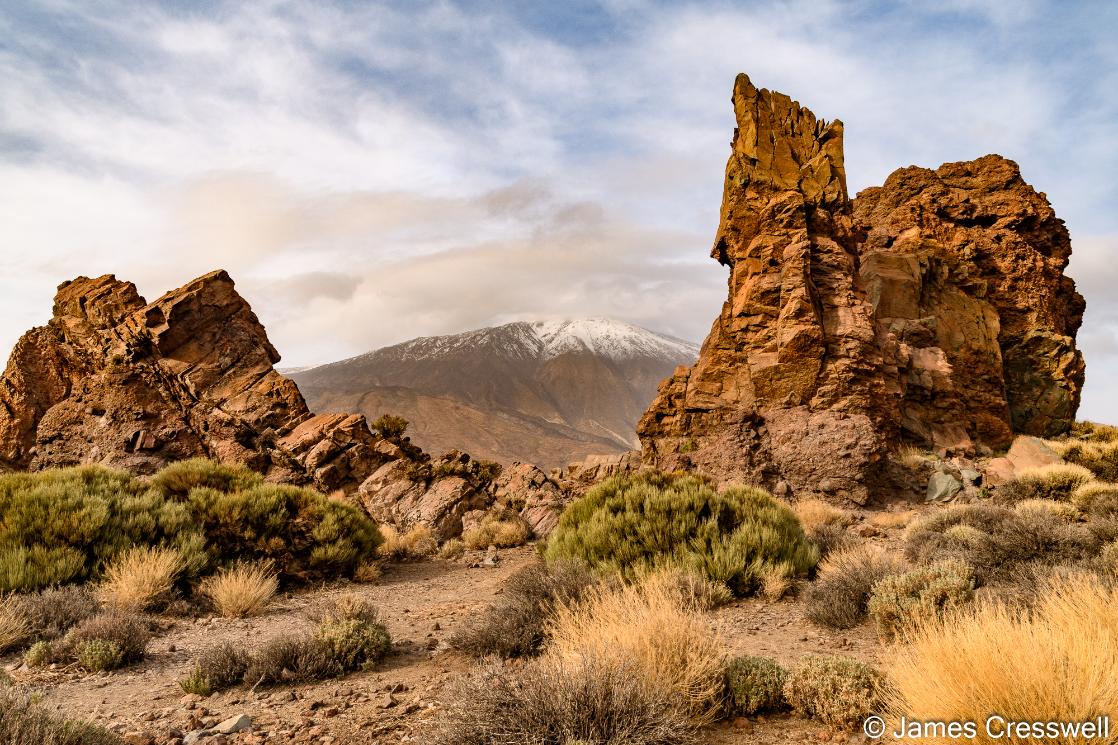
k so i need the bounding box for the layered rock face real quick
[638,74,1084,504]
[0,271,565,537]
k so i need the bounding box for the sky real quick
[1,0,1116,420]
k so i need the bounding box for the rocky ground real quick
[5,510,913,745]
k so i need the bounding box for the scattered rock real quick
[926,471,963,503]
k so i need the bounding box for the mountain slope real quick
[290,319,698,470]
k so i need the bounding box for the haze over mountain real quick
[290,319,698,470]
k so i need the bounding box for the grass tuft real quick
[201,561,278,618]
[98,545,182,611]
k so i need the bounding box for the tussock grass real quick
[201,561,278,618]
[1072,482,1118,516]
[6,585,98,642]
[996,463,1094,505]
[894,444,931,469]
[805,545,904,630]
[377,524,437,560]
[546,570,726,722]
[869,511,914,530]
[885,575,1118,743]
[544,472,818,595]
[0,599,28,654]
[793,498,853,536]
[98,546,182,611]
[1014,499,1079,522]
[462,513,531,550]
[1063,437,1118,481]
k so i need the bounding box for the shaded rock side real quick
[638,73,1084,504]
[0,272,493,524]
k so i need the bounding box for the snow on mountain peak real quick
[526,318,698,361]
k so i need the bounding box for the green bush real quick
[0,462,382,591]
[371,414,409,440]
[76,639,124,672]
[24,641,56,667]
[0,687,122,745]
[723,656,787,716]
[783,655,884,730]
[543,472,818,595]
[867,560,974,639]
[179,642,250,696]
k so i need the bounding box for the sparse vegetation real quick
[75,639,124,672]
[885,575,1118,743]
[5,585,98,641]
[723,655,787,716]
[1061,425,1118,481]
[179,642,251,696]
[453,560,594,658]
[371,414,409,440]
[793,498,852,536]
[867,560,974,639]
[98,545,182,611]
[313,594,392,671]
[63,610,150,670]
[783,655,885,730]
[805,545,904,630]
[0,599,28,654]
[1072,481,1118,516]
[544,472,818,595]
[0,687,123,745]
[995,463,1094,504]
[1013,498,1078,522]
[243,634,340,686]
[429,656,697,745]
[23,640,57,667]
[894,444,931,469]
[438,539,465,561]
[462,512,531,550]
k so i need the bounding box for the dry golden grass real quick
[869,511,914,530]
[0,598,28,653]
[885,575,1118,744]
[1014,498,1079,522]
[353,560,383,583]
[201,561,278,618]
[546,570,725,723]
[98,545,182,611]
[378,524,438,560]
[894,444,931,469]
[462,514,531,550]
[760,567,792,601]
[793,498,853,535]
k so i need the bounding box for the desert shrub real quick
[76,639,124,671]
[1072,481,1118,516]
[809,523,853,558]
[723,655,787,716]
[868,560,975,639]
[995,463,1094,504]
[869,511,913,530]
[475,460,502,483]
[544,472,818,595]
[0,687,123,745]
[438,539,465,561]
[462,512,531,550]
[647,565,734,610]
[243,635,340,686]
[783,655,885,730]
[377,524,437,560]
[353,560,383,583]
[429,656,697,745]
[201,561,277,618]
[905,504,1098,584]
[6,585,99,641]
[371,414,409,440]
[23,640,57,667]
[313,594,391,671]
[805,545,904,630]
[64,610,150,667]
[0,546,86,592]
[149,459,261,499]
[179,642,250,696]
[546,571,726,721]
[1013,498,1078,522]
[1099,542,1118,574]
[0,600,28,654]
[793,498,852,536]
[187,483,381,578]
[893,444,930,469]
[1062,437,1118,481]
[98,545,182,611]
[452,560,594,658]
[885,575,1118,743]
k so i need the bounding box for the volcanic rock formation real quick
[637,73,1084,504]
[0,271,566,537]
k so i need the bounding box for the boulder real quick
[638,73,1084,504]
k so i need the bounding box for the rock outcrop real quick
[0,271,514,537]
[638,73,1084,504]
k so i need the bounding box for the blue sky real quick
[1,0,1116,421]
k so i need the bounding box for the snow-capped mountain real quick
[290,319,699,470]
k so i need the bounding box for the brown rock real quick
[638,73,1084,503]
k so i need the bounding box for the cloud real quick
[0,0,1115,423]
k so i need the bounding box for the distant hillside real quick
[290,319,699,470]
